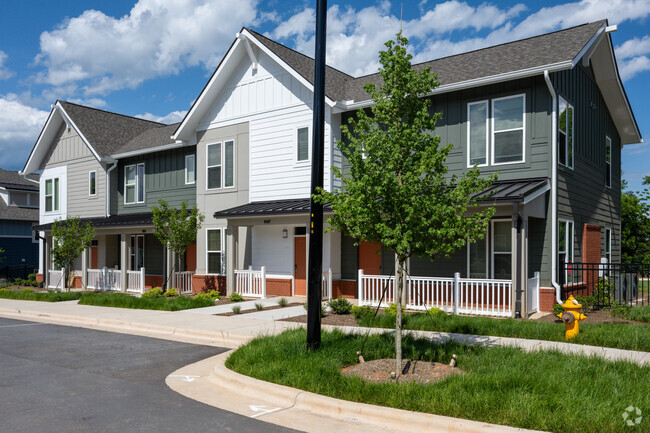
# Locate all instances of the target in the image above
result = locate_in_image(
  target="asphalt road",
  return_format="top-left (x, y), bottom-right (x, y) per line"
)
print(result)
top-left (0, 317), bottom-right (300, 433)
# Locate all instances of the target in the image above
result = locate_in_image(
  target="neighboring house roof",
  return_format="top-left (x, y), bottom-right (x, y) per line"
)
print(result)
top-left (33, 212), bottom-right (153, 231)
top-left (0, 169), bottom-right (39, 192)
top-left (0, 198), bottom-right (38, 221)
top-left (112, 123), bottom-right (181, 157)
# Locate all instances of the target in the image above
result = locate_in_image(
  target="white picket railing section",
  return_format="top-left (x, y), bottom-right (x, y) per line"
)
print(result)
top-left (527, 271), bottom-right (540, 313)
top-left (126, 268), bottom-right (145, 293)
top-left (358, 270), bottom-right (513, 317)
top-left (48, 268), bottom-right (65, 289)
top-left (87, 267), bottom-right (123, 291)
top-left (235, 266), bottom-right (266, 298)
top-left (322, 268), bottom-right (333, 300)
top-left (174, 271), bottom-right (195, 294)
top-left (87, 269), bottom-right (103, 289)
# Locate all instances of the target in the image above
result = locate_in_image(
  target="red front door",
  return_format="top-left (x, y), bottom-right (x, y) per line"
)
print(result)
top-left (358, 241), bottom-right (381, 275)
top-left (91, 247), bottom-right (98, 269)
top-left (294, 236), bottom-right (307, 296)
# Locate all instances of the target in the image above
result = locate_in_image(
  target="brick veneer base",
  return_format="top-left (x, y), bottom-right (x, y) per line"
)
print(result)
top-left (540, 287), bottom-right (557, 312)
top-left (191, 274), bottom-right (226, 295)
top-left (333, 280), bottom-right (357, 299)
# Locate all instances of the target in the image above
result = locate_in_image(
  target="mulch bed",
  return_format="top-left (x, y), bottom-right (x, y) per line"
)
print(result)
top-left (342, 358), bottom-right (465, 384)
top-left (281, 312), bottom-right (360, 326)
top-left (217, 303), bottom-right (302, 316)
top-left (534, 308), bottom-right (646, 325)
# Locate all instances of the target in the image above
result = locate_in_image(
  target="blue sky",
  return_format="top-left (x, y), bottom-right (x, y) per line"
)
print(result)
top-left (0, 0), bottom-right (648, 190)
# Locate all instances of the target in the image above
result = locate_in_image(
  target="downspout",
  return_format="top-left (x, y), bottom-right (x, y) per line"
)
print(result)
top-left (104, 157), bottom-right (118, 217)
top-left (543, 70), bottom-right (562, 304)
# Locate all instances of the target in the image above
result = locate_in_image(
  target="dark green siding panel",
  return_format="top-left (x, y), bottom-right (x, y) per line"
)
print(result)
top-left (144, 234), bottom-right (164, 275)
top-left (117, 146), bottom-right (196, 215)
top-left (340, 235), bottom-right (358, 280)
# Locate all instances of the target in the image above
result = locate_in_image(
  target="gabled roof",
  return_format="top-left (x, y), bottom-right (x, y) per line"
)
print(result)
top-left (0, 198), bottom-right (38, 221)
top-left (0, 169), bottom-right (39, 191)
top-left (112, 122), bottom-right (181, 157)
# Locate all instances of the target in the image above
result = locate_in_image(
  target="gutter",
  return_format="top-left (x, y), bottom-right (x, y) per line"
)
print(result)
top-left (111, 140), bottom-right (188, 159)
top-left (18, 172), bottom-right (40, 185)
top-left (544, 70), bottom-right (562, 305)
top-left (104, 157), bottom-right (118, 217)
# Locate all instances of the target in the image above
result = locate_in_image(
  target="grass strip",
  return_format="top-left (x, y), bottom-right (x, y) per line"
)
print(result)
top-left (617, 305), bottom-right (650, 323)
top-left (77, 292), bottom-right (214, 311)
top-left (227, 329), bottom-right (650, 433)
top-left (356, 311), bottom-right (650, 352)
top-left (0, 288), bottom-right (83, 302)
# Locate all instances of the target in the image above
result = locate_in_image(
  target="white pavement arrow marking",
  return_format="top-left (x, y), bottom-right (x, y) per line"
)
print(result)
top-left (249, 405), bottom-right (282, 418)
top-left (168, 375), bottom-right (201, 382)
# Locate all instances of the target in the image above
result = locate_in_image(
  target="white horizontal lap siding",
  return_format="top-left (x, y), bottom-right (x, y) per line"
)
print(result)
top-left (251, 225), bottom-right (293, 274)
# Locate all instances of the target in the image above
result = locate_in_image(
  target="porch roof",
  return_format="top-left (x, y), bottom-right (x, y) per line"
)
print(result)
top-left (214, 178), bottom-right (549, 219)
top-left (33, 212), bottom-right (153, 231)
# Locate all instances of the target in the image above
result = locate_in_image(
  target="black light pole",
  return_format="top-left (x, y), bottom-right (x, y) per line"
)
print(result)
top-left (307, 0), bottom-right (327, 349)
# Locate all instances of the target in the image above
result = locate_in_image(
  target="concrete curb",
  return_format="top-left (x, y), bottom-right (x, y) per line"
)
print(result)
top-left (208, 351), bottom-right (547, 433)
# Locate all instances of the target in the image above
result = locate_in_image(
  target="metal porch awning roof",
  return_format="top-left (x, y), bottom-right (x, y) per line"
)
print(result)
top-left (214, 178), bottom-right (549, 219)
top-left (33, 212), bottom-right (153, 231)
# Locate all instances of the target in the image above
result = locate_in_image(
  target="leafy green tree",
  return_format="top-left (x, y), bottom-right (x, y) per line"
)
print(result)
top-left (316, 33), bottom-right (496, 377)
top-left (151, 199), bottom-right (205, 288)
top-left (51, 217), bottom-right (95, 291)
top-left (622, 178), bottom-right (650, 263)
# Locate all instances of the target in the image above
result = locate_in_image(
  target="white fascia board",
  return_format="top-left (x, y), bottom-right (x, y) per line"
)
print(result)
top-left (111, 141), bottom-right (190, 159)
top-left (172, 38), bottom-right (245, 142)
top-left (523, 180), bottom-right (551, 205)
top-left (573, 23), bottom-right (607, 68)
top-left (341, 60), bottom-right (573, 111)
top-left (22, 108), bottom-right (57, 174)
top-left (242, 29), bottom-right (336, 108)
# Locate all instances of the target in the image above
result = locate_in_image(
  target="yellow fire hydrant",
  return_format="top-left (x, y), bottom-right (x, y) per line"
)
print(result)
top-left (557, 296), bottom-right (587, 339)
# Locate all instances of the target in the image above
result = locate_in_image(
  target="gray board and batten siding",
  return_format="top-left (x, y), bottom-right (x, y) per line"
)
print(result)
top-left (41, 124), bottom-right (106, 218)
top-left (116, 147), bottom-right (197, 215)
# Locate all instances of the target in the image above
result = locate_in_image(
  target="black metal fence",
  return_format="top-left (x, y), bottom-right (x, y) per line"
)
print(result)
top-left (0, 263), bottom-right (39, 281)
top-left (560, 262), bottom-right (649, 308)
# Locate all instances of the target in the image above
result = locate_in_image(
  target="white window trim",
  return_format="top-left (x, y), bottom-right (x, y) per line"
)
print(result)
top-left (558, 96), bottom-right (574, 170)
top-left (44, 177), bottom-right (60, 214)
top-left (467, 100), bottom-right (489, 168)
top-left (206, 228), bottom-right (225, 275)
top-left (206, 141), bottom-right (236, 190)
top-left (490, 219), bottom-right (513, 279)
top-left (124, 163), bottom-right (145, 205)
top-left (185, 154), bottom-right (196, 185)
top-left (605, 136), bottom-right (612, 189)
top-left (558, 219), bottom-right (575, 283)
top-left (604, 227), bottom-right (612, 262)
top-left (295, 125), bottom-right (311, 165)
top-left (466, 235), bottom-right (489, 278)
top-left (89, 171), bottom-right (97, 196)
top-left (130, 234), bottom-right (145, 271)
top-left (490, 94), bottom-right (526, 166)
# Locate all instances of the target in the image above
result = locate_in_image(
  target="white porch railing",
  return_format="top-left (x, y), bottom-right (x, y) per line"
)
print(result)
top-left (48, 268), bottom-right (65, 289)
top-left (127, 268), bottom-right (146, 294)
top-left (235, 266), bottom-right (266, 298)
top-left (322, 268), bottom-right (333, 300)
top-left (87, 267), bottom-right (123, 291)
top-left (527, 271), bottom-right (540, 313)
top-left (358, 270), bottom-right (513, 317)
top-left (174, 271), bottom-right (195, 294)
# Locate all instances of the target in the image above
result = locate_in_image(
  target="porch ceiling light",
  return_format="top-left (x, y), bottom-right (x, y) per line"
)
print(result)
top-left (282, 229), bottom-right (288, 238)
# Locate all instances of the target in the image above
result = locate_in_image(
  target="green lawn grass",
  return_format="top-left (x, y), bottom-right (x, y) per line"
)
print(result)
top-left (356, 310), bottom-right (650, 352)
top-left (227, 329), bottom-right (650, 433)
top-left (77, 292), bottom-right (214, 311)
top-left (0, 288), bottom-right (83, 302)
top-left (620, 305), bottom-right (650, 323)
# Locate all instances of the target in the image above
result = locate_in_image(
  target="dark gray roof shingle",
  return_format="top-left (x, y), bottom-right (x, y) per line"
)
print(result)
top-left (115, 123), bottom-right (180, 155)
top-left (33, 212), bottom-right (153, 231)
top-left (0, 198), bottom-right (38, 221)
top-left (0, 169), bottom-right (39, 191)
top-left (59, 101), bottom-right (165, 157)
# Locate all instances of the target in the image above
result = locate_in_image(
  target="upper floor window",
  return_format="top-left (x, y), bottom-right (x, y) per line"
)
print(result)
top-left (297, 127), bottom-right (310, 162)
top-left (185, 154), bottom-right (196, 185)
top-left (89, 171), bottom-right (96, 196)
top-left (558, 97), bottom-right (574, 169)
top-left (124, 163), bottom-right (145, 204)
top-left (604, 228), bottom-right (612, 262)
top-left (207, 140), bottom-right (235, 189)
top-left (558, 219), bottom-right (574, 283)
top-left (45, 178), bottom-right (59, 212)
top-left (605, 136), bottom-right (611, 188)
top-left (467, 101), bottom-right (488, 166)
top-left (492, 95), bottom-right (525, 165)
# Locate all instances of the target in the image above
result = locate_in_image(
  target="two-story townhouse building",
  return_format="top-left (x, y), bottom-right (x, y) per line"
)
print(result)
top-left (171, 19), bottom-right (640, 315)
top-left (22, 102), bottom-right (197, 292)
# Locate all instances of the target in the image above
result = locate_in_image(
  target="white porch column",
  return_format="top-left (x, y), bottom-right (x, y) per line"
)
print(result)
top-left (81, 247), bottom-right (88, 289)
top-left (120, 234), bottom-right (128, 292)
top-left (44, 236), bottom-right (51, 288)
top-left (226, 225), bottom-right (238, 295)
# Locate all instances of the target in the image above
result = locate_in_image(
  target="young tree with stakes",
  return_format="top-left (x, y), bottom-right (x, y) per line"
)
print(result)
top-left (151, 199), bottom-right (205, 289)
top-left (316, 33), bottom-right (497, 378)
top-left (51, 217), bottom-right (95, 292)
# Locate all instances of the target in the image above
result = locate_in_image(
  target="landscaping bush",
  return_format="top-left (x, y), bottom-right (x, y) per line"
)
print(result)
top-left (327, 296), bottom-right (352, 315)
top-left (78, 292), bottom-right (214, 311)
top-left (229, 293), bottom-right (244, 302)
top-left (194, 292), bottom-right (213, 303)
top-left (164, 288), bottom-right (178, 297)
top-left (255, 302), bottom-right (264, 311)
top-left (351, 305), bottom-right (375, 323)
top-left (13, 274), bottom-right (39, 288)
top-left (278, 297), bottom-right (288, 307)
top-left (428, 307), bottom-right (447, 316)
top-left (0, 288), bottom-right (83, 302)
top-left (232, 305), bottom-right (241, 314)
top-left (384, 302), bottom-right (405, 316)
top-left (142, 287), bottom-right (163, 299)
top-left (552, 303), bottom-right (564, 316)
top-left (206, 289), bottom-right (221, 301)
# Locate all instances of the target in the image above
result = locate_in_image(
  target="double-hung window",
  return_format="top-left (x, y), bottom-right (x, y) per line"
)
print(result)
top-left (296, 127), bottom-right (310, 162)
top-left (89, 171), bottom-right (96, 196)
top-left (492, 220), bottom-right (512, 279)
top-left (207, 229), bottom-right (224, 274)
top-left (124, 163), bottom-right (145, 204)
top-left (45, 178), bottom-right (59, 212)
top-left (130, 235), bottom-right (144, 270)
top-left (467, 101), bottom-right (488, 166)
top-left (558, 219), bottom-right (574, 283)
top-left (467, 235), bottom-right (488, 278)
top-left (605, 136), bottom-right (612, 188)
top-left (604, 228), bottom-right (612, 263)
top-left (558, 97), bottom-right (574, 168)
top-left (492, 95), bottom-right (525, 164)
top-left (207, 141), bottom-right (235, 189)
top-left (185, 154), bottom-right (196, 185)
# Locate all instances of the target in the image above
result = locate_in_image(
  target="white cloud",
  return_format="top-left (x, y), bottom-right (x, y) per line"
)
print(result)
top-left (0, 96), bottom-right (49, 170)
top-left (619, 56), bottom-right (650, 80)
top-left (616, 35), bottom-right (650, 59)
top-left (0, 51), bottom-right (14, 80)
top-left (135, 110), bottom-right (188, 124)
top-left (34, 0), bottom-right (264, 95)
top-left (66, 98), bottom-right (107, 108)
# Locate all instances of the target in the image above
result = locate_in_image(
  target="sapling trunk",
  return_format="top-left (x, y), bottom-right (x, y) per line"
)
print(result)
top-left (395, 258), bottom-right (404, 378)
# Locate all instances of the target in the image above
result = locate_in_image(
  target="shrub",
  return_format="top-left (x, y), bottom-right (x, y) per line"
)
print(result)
top-left (552, 303), bottom-right (564, 316)
top-left (142, 287), bottom-right (163, 299)
top-left (384, 302), bottom-right (405, 316)
top-left (229, 292), bottom-right (244, 302)
top-left (351, 305), bottom-right (375, 323)
top-left (278, 297), bottom-right (288, 307)
top-left (232, 305), bottom-right (242, 314)
top-left (610, 302), bottom-right (632, 318)
top-left (255, 302), bottom-right (264, 311)
top-left (206, 289), bottom-right (221, 301)
top-left (194, 292), bottom-right (213, 303)
top-left (164, 288), bottom-right (178, 297)
top-left (327, 296), bottom-right (353, 315)
top-left (428, 307), bottom-right (446, 316)
top-left (575, 294), bottom-right (595, 313)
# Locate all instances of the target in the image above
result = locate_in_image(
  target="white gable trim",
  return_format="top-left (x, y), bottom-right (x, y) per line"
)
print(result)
top-left (21, 102), bottom-right (102, 174)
